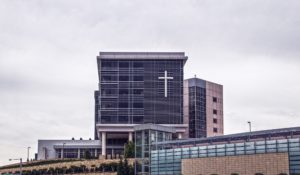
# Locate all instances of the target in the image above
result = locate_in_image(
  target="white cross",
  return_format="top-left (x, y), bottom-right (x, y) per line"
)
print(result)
top-left (158, 70), bottom-right (173, 97)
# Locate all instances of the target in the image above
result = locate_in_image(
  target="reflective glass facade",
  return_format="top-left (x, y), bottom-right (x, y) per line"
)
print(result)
top-left (95, 53), bottom-right (186, 130)
top-left (150, 138), bottom-right (300, 175)
top-left (135, 127), bottom-right (173, 174)
top-left (188, 86), bottom-right (207, 138)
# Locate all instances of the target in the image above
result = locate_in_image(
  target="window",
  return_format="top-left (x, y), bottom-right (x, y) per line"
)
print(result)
top-left (213, 109), bottom-right (218, 115)
top-left (133, 62), bottom-right (143, 68)
top-left (101, 61), bottom-right (117, 69)
top-left (133, 116), bottom-right (144, 123)
top-left (119, 89), bottom-right (129, 95)
top-left (101, 76), bottom-right (117, 82)
top-left (133, 89), bottom-right (143, 95)
top-left (101, 102), bottom-right (117, 108)
top-left (119, 102), bottom-right (128, 108)
top-left (213, 97), bottom-right (217, 102)
top-left (119, 62), bottom-right (129, 68)
top-left (101, 116), bottom-right (118, 123)
top-left (213, 128), bottom-right (218, 133)
top-left (119, 76), bottom-right (129, 81)
top-left (133, 102), bottom-right (143, 108)
top-left (118, 116), bottom-right (128, 123)
top-left (213, 118), bottom-right (218, 124)
top-left (133, 76), bottom-right (143, 81)
top-left (101, 89), bottom-right (117, 96)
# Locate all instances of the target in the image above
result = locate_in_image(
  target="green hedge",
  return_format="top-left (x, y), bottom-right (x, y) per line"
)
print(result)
top-left (1, 158), bottom-right (134, 175)
top-left (0, 159), bottom-right (80, 170)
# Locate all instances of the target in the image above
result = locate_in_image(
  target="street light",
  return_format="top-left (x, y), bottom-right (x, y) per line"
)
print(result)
top-left (27, 147), bottom-right (31, 162)
top-left (9, 158), bottom-right (22, 175)
top-left (247, 121), bottom-right (252, 132)
top-left (62, 143), bottom-right (66, 159)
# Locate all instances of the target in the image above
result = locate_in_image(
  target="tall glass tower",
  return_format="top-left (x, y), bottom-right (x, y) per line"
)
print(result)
top-left (94, 52), bottom-right (188, 157)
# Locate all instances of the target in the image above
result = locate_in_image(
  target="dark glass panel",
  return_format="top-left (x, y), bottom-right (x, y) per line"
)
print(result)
top-left (119, 76), bottom-right (129, 81)
top-left (133, 89), bottom-right (143, 95)
top-left (133, 116), bottom-right (144, 123)
top-left (101, 116), bottom-right (118, 123)
top-left (133, 102), bottom-right (144, 108)
top-left (133, 62), bottom-right (143, 68)
top-left (101, 61), bottom-right (117, 69)
top-left (101, 101), bottom-right (117, 108)
top-left (133, 76), bottom-right (144, 81)
top-left (119, 116), bottom-right (129, 123)
top-left (119, 62), bottom-right (129, 68)
top-left (119, 89), bottom-right (129, 95)
top-left (119, 102), bottom-right (129, 108)
top-left (101, 75), bottom-right (117, 82)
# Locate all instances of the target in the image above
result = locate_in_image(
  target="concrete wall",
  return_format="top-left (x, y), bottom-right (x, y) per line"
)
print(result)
top-left (183, 80), bottom-right (190, 138)
top-left (182, 152), bottom-right (289, 175)
top-left (206, 81), bottom-right (224, 137)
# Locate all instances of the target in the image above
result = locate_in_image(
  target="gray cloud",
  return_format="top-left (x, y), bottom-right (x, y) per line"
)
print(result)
top-left (1, 0), bottom-right (300, 166)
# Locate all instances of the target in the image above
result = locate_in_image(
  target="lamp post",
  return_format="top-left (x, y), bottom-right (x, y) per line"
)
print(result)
top-left (247, 121), bottom-right (252, 132)
top-left (27, 147), bottom-right (31, 162)
top-left (9, 158), bottom-right (22, 175)
top-left (62, 143), bottom-right (66, 159)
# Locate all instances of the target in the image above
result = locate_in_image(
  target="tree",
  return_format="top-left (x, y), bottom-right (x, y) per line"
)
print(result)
top-left (123, 158), bottom-right (130, 175)
top-left (129, 164), bottom-right (134, 175)
top-left (117, 158), bottom-right (124, 175)
top-left (84, 150), bottom-right (92, 159)
top-left (124, 141), bottom-right (135, 158)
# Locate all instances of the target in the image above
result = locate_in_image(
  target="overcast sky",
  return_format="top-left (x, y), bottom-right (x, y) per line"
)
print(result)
top-left (0, 0), bottom-right (300, 166)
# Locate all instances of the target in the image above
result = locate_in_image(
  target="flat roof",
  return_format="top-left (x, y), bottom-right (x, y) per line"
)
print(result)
top-left (156, 126), bottom-right (300, 146)
top-left (184, 77), bottom-right (223, 87)
top-left (98, 52), bottom-right (188, 64)
top-left (134, 124), bottom-right (176, 133)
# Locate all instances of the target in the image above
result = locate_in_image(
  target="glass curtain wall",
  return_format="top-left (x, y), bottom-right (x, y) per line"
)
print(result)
top-left (151, 138), bottom-right (300, 175)
top-left (97, 59), bottom-right (184, 125)
top-left (188, 86), bottom-right (206, 138)
top-left (135, 129), bottom-right (172, 175)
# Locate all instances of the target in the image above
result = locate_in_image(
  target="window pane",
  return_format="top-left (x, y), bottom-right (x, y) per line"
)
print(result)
top-left (119, 89), bottom-right (129, 95)
top-left (119, 102), bottom-right (128, 108)
top-left (119, 76), bottom-right (129, 81)
top-left (118, 116), bottom-right (128, 123)
top-left (133, 116), bottom-right (144, 123)
top-left (133, 89), bottom-right (143, 95)
top-left (133, 62), bottom-right (143, 68)
top-left (133, 103), bottom-right (144, 108)
top-left (119, 62), bottom-right (129, 68)
top-left (134, 76), bottom-right (144, 81)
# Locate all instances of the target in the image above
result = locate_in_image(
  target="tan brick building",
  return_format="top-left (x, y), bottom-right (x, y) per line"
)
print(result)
top-left (182, 153), bottom-right (289, 175)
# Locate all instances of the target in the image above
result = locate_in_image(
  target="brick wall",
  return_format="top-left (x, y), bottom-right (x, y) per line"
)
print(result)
top-left (182, 153), bottom-right (289, 175)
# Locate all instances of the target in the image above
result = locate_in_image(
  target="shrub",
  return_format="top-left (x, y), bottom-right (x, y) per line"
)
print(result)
top-left (124, 141), bottom-right (135, 158)
top-left (84, 150), bottom-right (92, 159)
